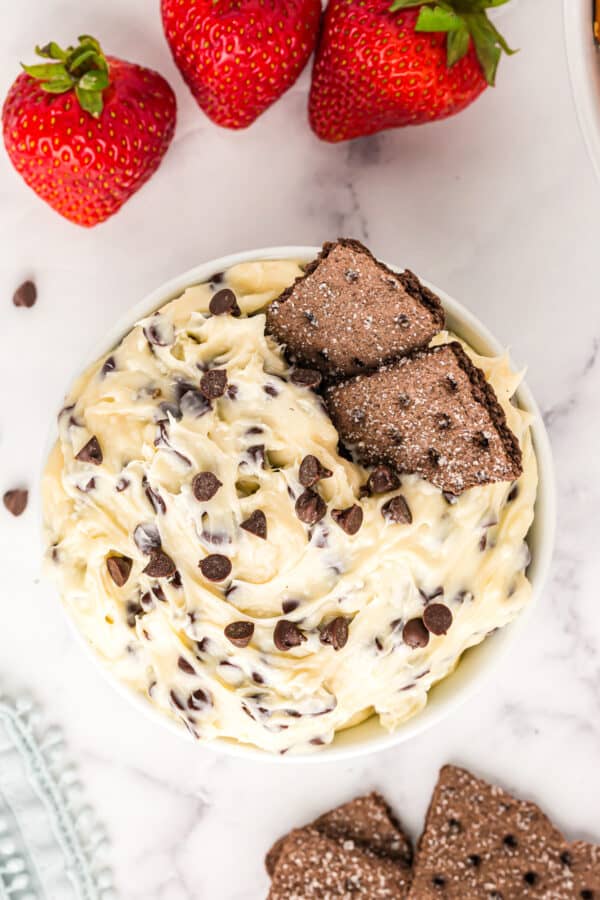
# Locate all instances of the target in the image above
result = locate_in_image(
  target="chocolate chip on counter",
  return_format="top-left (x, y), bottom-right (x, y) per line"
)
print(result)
top-left (240, 509), bottom-right (267, 539)
top-left (13, 280), bottom-right (37, 308)
top-left (209, 288), bottom-right (241, 316)
top-left (299, 455), bottom-right (332, 488)
top-left (106, 555), bottom-right (132, 587)
top-left (200, 369), bottom-right (228, 400)
top-left (282, 599), bottom-right (300, 614)
top-left (423, 603), bottom-right (453, 636)
top-left (290, 367), bottom-right (323, 389)
top-left (331, 504), bottom-right (363, 535)
top-left (295, 489), bottom-right (326, 525)
top-left (133, 522), bottom-right (161, 554)
top-left (319, 616), bottom-right (349, 651)
top-left (274, 619), bottom-right (307, 651)
top-left (75, 436), bottom-right (103, 465)
top-left (178, 656), bottom-right (195, 675)
top-left (199, 554), bottom-right (232, 582)
top-left (3, 489), bottom-right (28, 517)
top-left (367, 465), bottom-right (400, 494)
top-left (143, 549), bottom-right (176, 578)
top-left (192, 471), bottom-right (222, 501)
top-left (143, 477), bottom-right (166, 515)
top-left (188, 688), bottom-right (211, 710)
top-left (224, 621), bottom-right (254, 648)
top-left (381, 495), bottom-right (412, 524)
top-left (402, 618), bottom-right (430, 649)
top-left (101, 355), bottom-right (116, 376)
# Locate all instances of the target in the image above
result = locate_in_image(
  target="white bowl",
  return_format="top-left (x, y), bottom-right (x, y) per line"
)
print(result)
top-left (43, 247), bottom-right (556, 762)
top-left (564, 0), bottom-right (600, 181)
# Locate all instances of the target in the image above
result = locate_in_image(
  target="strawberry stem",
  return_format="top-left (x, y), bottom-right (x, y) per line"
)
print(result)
top-left (22, 35), bottom-right (110, 117)
top-left (388, 0), bottom-right (516, 85)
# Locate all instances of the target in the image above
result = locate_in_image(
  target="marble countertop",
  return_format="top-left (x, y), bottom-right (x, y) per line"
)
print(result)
top-left (1, 0), bottom-right (599, 897)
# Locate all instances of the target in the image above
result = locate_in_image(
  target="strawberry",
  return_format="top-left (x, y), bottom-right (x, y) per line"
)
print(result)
top-left (2, 36), bottom-right (177, 227)
top-left (161, 0), bottom-right (322, 129)
top-left (309, 0), bottom-right (515, 142)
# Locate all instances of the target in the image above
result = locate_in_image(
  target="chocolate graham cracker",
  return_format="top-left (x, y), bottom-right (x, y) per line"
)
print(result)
top-left (266, 239), bottom-right (445, 378)
top-left (267, 828), bottom-right (410, 899)
top-left (266, 792), bottom-right (413, 878)
top-left (407, 765), bottom-right (582, 899)
top-left (326, 342), bottom-right (522, 494)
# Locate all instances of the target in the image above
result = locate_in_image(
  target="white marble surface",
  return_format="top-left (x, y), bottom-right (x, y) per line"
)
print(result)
top-left (1, 0), bottom-right (600, 897)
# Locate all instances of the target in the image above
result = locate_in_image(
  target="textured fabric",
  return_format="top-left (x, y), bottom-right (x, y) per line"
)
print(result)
top-left (0, 692), bottom-right (115, 899)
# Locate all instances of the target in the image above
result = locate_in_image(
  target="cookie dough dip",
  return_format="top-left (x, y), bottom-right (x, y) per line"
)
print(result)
top-left (42, 243), bottom-right (538, 754)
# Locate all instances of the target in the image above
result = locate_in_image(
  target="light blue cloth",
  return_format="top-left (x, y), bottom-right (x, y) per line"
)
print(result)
top-left (0, 694), bottom-right (115, 900)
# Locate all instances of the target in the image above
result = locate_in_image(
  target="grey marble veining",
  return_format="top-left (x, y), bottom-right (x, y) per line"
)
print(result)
top-left (1, 0), bottom-right (600, 897)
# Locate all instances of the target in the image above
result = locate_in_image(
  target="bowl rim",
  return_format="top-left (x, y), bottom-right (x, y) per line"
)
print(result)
top-left (40, 245), bottom-right (557, 763)
top-left (564, 0), bottom-right (600, 183)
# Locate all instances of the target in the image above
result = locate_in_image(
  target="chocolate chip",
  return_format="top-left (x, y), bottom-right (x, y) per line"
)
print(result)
top-left (402, 618), bottom-right (430, 648)
top-left (178, 656), bottom-right (195, 675)
top-left (264, 383), bottom-right (279, 397)
top-left (179, 389), bottom-right (211, 418)
top-left (188, 688), bottom-right (211, 710)
top-left (381, 495), bottom-right (412, 524)
top-left (331, 504), bottom-right (363, 535)
top-left (367, 465), bottom-right (399, 494)
top-left (13, 280), bottom-right (37, 308)
top-left (319, 616), bottom-right (349, 650)
top-left (143, 477), bottom-right (166, 514)
top-left (240, 509), bottom-right (267, 539)
top-left (246, 444), bottom-right (265, 468)
top-left (144, 317), bottom-right (174, 347)
top-left (282, 599), bottom-right (300, 614)
top-left (143, 549), bottom-right (176, 578)
top-left (290, 368), bottom-right (322, 389)
top-left (77, 477), bottom-right (96, 494)
top-left (200, 369), bottom-right (228, 399)
top-left (106, 555), bottom-right (132, 587)
top-left (140, 591), bottom-right (155, 611)
top-left (3, 489), bottom-right (28, 517)
top-left (299, 455), bottom-right (332, 488)
top-left (209, 288), bottom-right (241, 316)
top-left (126, 600), bottom-right (143, 627)
top-left (211, 271), bottom-right (224, 284)
top-left (274, 619), bottom-right (307, 651)
top-left (423, 603), bottom-right (453, 636)
top-left (199, 554), bottom-right (232, 582)
top-left (101, 355), bottom-right (116, 376)
top-left (75, 436), bottom-right (103, 465)
top-left (192, 472), bottom-right (222, 501)
top-left (224, 621), bottom-right (254, 648)
top-left (170, 690), bottom-right (185, 710)
top-left (295, 489), bottom-right (326, 525)
top-left (133, 522), bottom-right (161, 554)
top-left (116, 477), bottom-right (130, 492)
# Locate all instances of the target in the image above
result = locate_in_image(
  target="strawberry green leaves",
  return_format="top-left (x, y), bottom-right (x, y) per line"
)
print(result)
top-left (388, 0), bottom-right (516, 85)
top-left (21, 35), bottom-right (111, 117)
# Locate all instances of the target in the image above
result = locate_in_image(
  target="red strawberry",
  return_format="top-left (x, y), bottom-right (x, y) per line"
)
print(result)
top-left (309, 0), bottom-right (515, 142)
top-left (161, 0), bottom-right (322, 129)
top-left (2, 36), bottom-right (177, 227)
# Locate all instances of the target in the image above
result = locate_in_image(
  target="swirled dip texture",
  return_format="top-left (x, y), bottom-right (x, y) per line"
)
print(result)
top-left (42, 259), bottom-right (537, 754)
